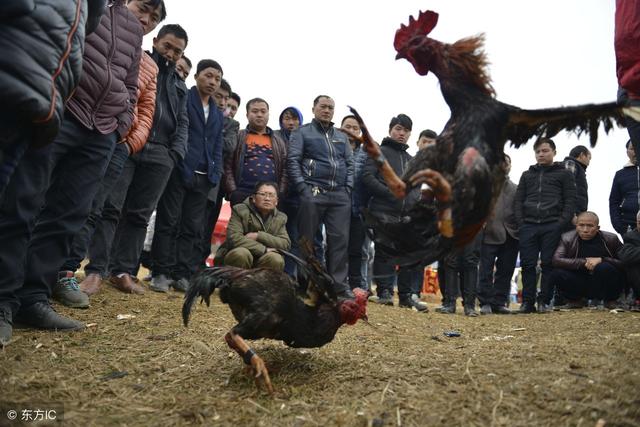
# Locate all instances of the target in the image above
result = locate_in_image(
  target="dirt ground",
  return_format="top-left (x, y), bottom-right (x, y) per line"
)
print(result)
top-left (1, 279), bottom-right (639, 427)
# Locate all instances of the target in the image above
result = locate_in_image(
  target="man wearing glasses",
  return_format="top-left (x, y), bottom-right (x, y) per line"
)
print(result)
top-left (215, 182), bottom-right (291, 270)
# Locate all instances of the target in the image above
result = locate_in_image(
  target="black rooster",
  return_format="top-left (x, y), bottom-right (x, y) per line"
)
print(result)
top-left (182, 243), bottom-right (368, 394)
top-left (348, 9), bottom-right (627, 267)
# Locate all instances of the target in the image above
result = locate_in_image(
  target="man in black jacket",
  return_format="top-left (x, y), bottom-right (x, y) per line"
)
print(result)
top-left (362, 114), bottom-right (426, 311)
top-left (514, 138), bottom-right (576, 313)
top-left (563, 145), bottom-right (591, 224)
top-left (550, 211), bottom-right (624, 308)
top-left (92, 24), bottom-right (189, 294)
top-left (609, 140), bottom-right (640, 235)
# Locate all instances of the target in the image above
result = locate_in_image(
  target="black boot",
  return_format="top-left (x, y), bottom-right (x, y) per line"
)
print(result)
top-left (462, 267), bottom-right (478, 317)
top-left (436, 268), bottom-right (459, 314)
top-left (14, 302), bottom-right (85, 331)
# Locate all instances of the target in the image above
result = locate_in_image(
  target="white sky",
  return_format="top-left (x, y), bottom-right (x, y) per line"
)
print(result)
top-left (146, 0), bottom-right (628, 233)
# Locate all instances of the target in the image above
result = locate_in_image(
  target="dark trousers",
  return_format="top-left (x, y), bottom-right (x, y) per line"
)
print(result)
top-left (373, 251), bottom-right (420, 298)
top-left (551, 263), bottom-right (625, 302)
top-left (626, 266), bottom-right (640, 299)
top-left (282, 199), bottom-right (300, 277)
top-left (0, 124), bottom-right (30, 198)
top-left (298, 188), bottom-right (351, 291)
top-left (519, 222), bottom-right (562, 305)
top-left (61, 142), bottom-right (129, 272)
top-left (444, 235), bottom-right (481, 307)
top-left (348, 213), bottom-right (368, 290)
top-left (104, 143), bottom-right (174, 276)
top-left (0, 116), bottom-right (115, 315)
top-left (152, 170), bottom-right (211, 279)
top-left (478, 234), bottom-right (519, 307)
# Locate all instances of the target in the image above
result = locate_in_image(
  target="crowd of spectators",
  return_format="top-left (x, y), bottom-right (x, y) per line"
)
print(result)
top-left (0, 0), bottom-right (639, 350)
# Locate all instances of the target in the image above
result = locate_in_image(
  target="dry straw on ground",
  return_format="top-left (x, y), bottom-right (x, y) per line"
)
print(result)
top-left (1, 285), bottom-right (639, 426)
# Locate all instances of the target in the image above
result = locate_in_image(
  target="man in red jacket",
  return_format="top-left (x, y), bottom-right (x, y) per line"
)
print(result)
top-left (550, 211), bottom-right (625, 309)
top-left (0, 0), bottom-right (143, 346)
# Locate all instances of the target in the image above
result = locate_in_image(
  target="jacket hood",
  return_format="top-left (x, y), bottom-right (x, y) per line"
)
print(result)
top-left (381, 137), bottom-right (409, 151)
top-left (278, 106), bottom-right (303, 128)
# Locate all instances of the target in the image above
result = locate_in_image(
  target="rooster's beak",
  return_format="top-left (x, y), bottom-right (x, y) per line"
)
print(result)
top-left (395, 52), bottom-right (406, 60)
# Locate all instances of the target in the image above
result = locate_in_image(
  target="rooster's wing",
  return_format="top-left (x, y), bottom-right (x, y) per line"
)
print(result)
top-left (504, 101), bottom-right (625, 148)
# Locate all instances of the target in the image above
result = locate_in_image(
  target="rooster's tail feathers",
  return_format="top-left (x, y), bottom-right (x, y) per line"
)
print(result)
top-left (182, 267), bottom-right (240, 327)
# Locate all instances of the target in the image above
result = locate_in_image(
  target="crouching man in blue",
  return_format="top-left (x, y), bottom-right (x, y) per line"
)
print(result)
top-left (550, 211), bottom-right (625, 308)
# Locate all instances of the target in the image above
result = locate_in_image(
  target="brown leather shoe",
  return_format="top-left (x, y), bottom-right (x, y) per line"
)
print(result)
top-left (108, 274), bottom-right (145, 295)
top-left (80, 273), bottom-right (103, 296)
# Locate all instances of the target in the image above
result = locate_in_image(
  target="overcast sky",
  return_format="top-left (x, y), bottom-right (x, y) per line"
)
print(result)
top-left (146, 0), bottom-right (628, 233)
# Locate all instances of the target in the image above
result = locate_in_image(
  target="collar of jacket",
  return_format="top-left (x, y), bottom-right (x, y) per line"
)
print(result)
top-left (531, 161), bottom-right (562, 172)
top-left (244, 197), bottom-right (278, 219)
top-left (381, 137), bottom-right (409, 151)
top-left (149, 48), bottom-right (176, 73)
top-left (311, 118), bottom-right (334, 133)
top-left (188, 86), bottom-right (216, 122)
top-left (245, 125), bottom-right (273, 136)
top-left (623, 161), bottom-right (638, 168)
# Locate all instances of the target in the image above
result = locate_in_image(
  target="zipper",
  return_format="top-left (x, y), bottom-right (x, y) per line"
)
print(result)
top-left (400, 151), bottom-right (407, 211)
top-left (307, 159), bottom-right (315, 177)
top-left (92, 4), bottom-right (117, 126)
top-left (325, 130), bottom-right (337, 189)
top-left (151, 70), bottom-right (165, 141)
top-left (536, 168), bottom-right (543, 223)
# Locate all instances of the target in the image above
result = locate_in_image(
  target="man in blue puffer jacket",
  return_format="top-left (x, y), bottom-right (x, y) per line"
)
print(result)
top-left (610, 140), bottom-right (640, 236)
top-left (287, 95), bottom-right (354, 298)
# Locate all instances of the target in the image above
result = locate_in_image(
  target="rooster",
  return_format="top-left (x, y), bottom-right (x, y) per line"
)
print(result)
top-left (347, 9), bottom-right (627, 267)
top-left (182, 243), bottom-right (368, 394)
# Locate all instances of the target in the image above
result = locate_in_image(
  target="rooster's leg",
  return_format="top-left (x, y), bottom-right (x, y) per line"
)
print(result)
top-left (224, 331), bottom-right (273, 394)
top-left (409, 169), bottom-right (454, 238)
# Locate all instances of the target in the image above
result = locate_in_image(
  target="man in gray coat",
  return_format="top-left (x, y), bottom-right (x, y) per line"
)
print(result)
top-left (478, 155), bottom-right (519, 314)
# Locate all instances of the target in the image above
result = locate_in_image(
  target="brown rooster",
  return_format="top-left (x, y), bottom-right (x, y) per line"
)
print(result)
top-left (347, 9), bottom-right (627, 267)
top-left (182, 243), bottom-right (368, 394)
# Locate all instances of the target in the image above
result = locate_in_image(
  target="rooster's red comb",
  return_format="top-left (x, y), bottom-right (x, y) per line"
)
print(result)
top-left (394, 10), bottom-right (439, 52)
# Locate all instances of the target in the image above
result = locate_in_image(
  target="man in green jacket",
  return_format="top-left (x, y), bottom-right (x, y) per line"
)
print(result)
top-left (216, 181), bottom-right (290, 270)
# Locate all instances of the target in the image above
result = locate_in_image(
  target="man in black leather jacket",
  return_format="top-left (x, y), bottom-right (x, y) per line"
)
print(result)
top-left (550, 211), bottom-right (624, 308)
